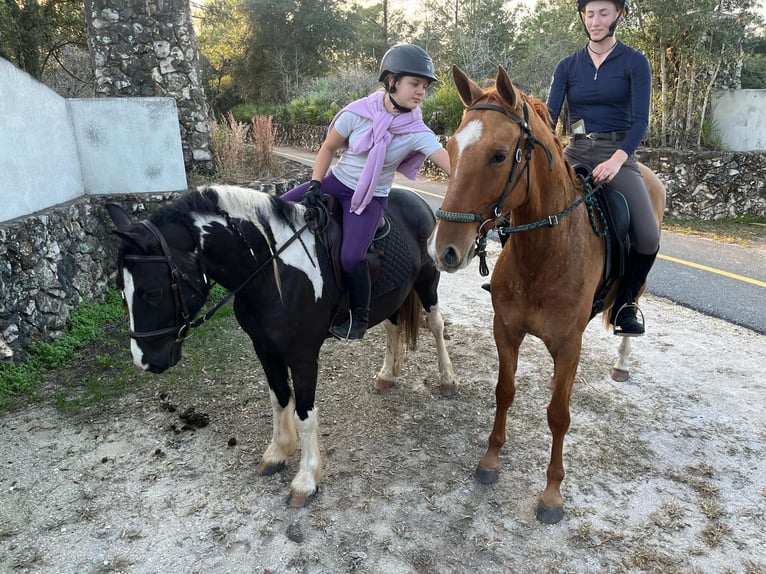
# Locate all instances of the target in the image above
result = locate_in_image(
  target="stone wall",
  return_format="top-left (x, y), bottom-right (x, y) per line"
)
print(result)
top-left (83, 0), bottom-right (214, 171)
top-left (0, 169), bottom-right (310, 362)
top-left (273, 123), bottom-right (766, 219)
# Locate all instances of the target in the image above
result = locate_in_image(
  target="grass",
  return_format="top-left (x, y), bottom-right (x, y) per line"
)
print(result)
top-left (0, 285), bottom-right (232, 413)
top-left (663, 215), bottom-right (766, 246)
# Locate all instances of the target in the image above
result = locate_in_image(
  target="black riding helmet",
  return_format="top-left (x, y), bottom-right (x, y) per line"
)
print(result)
top-left (378, 44), bottom-right (437, 112)
top-left (378, 44), bottom-right (438, 85)
top-left (578, 0), bottom-right (629, 39)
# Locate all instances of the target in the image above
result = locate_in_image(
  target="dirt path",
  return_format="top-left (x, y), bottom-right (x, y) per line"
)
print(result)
top-left (1, 242), bottom-right (765, 573)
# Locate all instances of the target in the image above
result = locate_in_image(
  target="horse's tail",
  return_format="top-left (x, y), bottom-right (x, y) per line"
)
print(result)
top-left (397, 289), bottom-right (422, 350)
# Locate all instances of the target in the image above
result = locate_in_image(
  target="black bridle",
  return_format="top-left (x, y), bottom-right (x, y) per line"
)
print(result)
top-left (436, 102), bottom-right (554, 227)
top-left (434, 101), bottom-right (605, 276)
top-left (123, 218), bottom-right (309, 342)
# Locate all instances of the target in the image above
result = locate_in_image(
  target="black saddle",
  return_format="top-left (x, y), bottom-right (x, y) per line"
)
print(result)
top-left (303, 192), bottom-right (412, 299)
top-left (571, 164), bottom-right (632, 318)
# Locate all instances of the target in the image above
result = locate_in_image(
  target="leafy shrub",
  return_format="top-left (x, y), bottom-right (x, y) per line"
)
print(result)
top-left (421, 75), bottom-right (465, 135)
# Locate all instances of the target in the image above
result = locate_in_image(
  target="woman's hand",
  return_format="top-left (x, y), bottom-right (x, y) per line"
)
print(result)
top-left (592, 149), bottom-right (628, 184)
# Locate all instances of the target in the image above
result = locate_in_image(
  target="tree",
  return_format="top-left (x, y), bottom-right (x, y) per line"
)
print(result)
top-left (240, 0), bottom-right (352, 102)
top-left (0, 0), bottom-right (87, 82)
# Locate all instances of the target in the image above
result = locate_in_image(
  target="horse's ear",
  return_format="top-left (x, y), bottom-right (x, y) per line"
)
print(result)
top-left (105, 203), bottom-right (154, 251)
top-left (452, 65), bottom-right (484, 106)
top-left (105, 202), bottom-right (133, 231)
top-left (495, 66), bottom-right (518, 108)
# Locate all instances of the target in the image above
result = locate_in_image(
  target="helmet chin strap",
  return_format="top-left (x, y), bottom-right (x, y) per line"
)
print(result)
top-left (387, 78), bottom-right (412, 112)
top-left (580, 12), bottom-right (623, 40)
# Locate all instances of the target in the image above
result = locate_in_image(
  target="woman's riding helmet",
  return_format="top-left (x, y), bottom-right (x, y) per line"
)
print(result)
top-left (377, 44), bottom-right (438, 85)
top-left (577, 0), bottom-right (629, 38)
top-left (577, 0), bottom-right (629, 14)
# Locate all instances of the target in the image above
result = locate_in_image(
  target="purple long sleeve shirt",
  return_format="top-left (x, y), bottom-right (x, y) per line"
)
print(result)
top-left (546, 41), bottom-right (651, 156)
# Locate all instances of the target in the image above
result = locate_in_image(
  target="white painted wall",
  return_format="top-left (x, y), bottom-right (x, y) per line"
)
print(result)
top-left (711, 89), bottom-right (766, 152)
top-left (0, 58), bottom-right (83, 222)
top-left (0, 58), bottom-right (187, 223)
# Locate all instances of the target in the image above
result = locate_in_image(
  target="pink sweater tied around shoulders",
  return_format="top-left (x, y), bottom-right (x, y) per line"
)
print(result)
top-left (329, 91), bottom-right (431, 214)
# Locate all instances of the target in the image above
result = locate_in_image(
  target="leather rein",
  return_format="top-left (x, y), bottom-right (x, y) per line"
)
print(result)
top-left (123, 218), bottom-right (309, 342)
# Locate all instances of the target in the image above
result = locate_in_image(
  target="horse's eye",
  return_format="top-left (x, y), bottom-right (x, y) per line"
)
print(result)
top-left (491, 151), bottom-right (507, 165)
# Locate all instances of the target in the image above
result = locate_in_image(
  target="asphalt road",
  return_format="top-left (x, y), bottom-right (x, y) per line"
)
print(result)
top-left (276, 147), bottom-right (766, 334)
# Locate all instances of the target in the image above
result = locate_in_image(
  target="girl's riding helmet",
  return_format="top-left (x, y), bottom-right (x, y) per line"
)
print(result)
top-left (377, 44), bottom-right (438, 85)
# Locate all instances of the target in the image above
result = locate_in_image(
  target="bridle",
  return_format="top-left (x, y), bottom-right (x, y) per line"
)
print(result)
top-left (122, 217), bottom-right (309, 342)
top-left (436, 101), bottom-right (554, 228)
top-left (434, 101), bottom-right (603, 276)
top-left (122, 220), bottom-right (207, 342)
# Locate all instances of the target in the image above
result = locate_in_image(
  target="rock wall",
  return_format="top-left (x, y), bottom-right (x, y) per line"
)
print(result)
top-left (273, 123), bottom-right (766, 219)
top-left (83, 0), bottom-right (214, 171)
top-left (0, 169), bottom-right (311, 362)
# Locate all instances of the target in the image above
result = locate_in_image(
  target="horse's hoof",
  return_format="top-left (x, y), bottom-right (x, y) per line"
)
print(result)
top-left (475, 464), bottom-right (499, 485)
top-left (610, 368), bottom-right (630, 382)
top-left (374, 377), bottom-right (395, 392)
top-left (256, 460), bottom-right (286, 476)
top-left (440, 383), bottom-right (458, 397)
top-left (536, 501), bottom-right (564, 524)
top-left (287, 487), bottom-right (318, 508)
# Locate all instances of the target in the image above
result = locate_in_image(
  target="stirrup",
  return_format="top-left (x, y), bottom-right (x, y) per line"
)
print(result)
top-left (330, 311), bottom-right (366, 341)
top-left (612, 303), bottom-right (645, 337)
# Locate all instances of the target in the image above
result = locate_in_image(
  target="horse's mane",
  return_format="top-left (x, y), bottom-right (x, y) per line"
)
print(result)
top-left (481, 86), bottom-right (564, 158)
top-left (149, 186), bottom-right (298, 231)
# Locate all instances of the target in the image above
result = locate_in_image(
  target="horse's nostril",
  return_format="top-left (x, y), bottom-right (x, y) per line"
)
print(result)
top-left (443, 247), bottom-right (459, 267)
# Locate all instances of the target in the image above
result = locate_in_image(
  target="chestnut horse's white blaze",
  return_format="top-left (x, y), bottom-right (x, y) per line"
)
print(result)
top-left (453, 119), bottom-right (484, 168)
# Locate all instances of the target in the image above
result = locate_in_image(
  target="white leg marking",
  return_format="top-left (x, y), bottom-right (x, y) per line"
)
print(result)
top-left (613, 336), bottom-right (632, 373)
top-left (425, 304), bottom-right (458, 390)
top-left (261, 390), bottom-right (296, 465)
top-left (290, 408), bottom-right (322, 496)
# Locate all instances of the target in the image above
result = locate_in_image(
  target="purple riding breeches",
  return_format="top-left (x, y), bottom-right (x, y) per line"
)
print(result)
top-left (281, 171), bottom-right (388, 274)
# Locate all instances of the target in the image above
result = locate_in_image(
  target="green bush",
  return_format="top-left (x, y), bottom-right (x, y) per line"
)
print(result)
top-left (421, 76), bottom-right (465, 135)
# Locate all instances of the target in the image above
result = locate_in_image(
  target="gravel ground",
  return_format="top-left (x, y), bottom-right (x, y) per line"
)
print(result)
top-left (1, 241), bottom-right (765, 574)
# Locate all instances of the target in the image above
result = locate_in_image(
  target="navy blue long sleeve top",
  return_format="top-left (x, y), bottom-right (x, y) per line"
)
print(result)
top-left (547, 41), bottom-right (651, 157)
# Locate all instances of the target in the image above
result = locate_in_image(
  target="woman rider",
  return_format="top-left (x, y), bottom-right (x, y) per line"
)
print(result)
top-left (547, 0), bottom-right (660, 336)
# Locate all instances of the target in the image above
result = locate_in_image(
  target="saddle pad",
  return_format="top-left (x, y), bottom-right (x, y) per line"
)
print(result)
top-left (370, 219), bottom-right (412, 298)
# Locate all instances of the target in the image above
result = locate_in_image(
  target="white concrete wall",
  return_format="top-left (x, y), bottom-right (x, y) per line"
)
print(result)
top-left (67, 98), bottom-right (186, 195)
top-left (711, 89), bottom-right (766, 151)
top-left (0, 58), bottom-right (187, 223)
top-left (0, 58), bottom-right (83, 223)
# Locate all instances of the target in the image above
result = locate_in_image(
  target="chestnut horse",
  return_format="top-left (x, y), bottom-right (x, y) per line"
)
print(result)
top-left (428, 66), bottom-right (665, 523)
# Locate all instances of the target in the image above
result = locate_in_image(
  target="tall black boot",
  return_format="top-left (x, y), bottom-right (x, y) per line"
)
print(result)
top-left (330, 261), bottom-right (371, 340)
top-left (612, 250), bottom-right (658, 336)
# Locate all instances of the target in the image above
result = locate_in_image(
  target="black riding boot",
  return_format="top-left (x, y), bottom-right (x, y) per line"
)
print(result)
top-left (330, 261), bottom-right (371, 340)
top-left (612, 250), bottom-right (658, 336)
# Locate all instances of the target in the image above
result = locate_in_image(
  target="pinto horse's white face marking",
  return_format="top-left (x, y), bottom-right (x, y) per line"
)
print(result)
top-left (122, 268), bottom-right (149, 370)
top-left (452, 118), bottom-right (484, 178)
top-left (202, 185), bottom-right (324, 300)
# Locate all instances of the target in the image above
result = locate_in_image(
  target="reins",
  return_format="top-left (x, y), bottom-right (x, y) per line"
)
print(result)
top-left (124, 217), bottom-right (310, 341)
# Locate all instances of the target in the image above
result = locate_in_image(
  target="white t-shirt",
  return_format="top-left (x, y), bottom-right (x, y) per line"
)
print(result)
top-left (330, 111), bottom-right (442, 197)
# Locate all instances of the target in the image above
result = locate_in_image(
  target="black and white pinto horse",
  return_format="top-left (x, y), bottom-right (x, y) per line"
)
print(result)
top-left (106, 184), bottom-right (457, 507)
